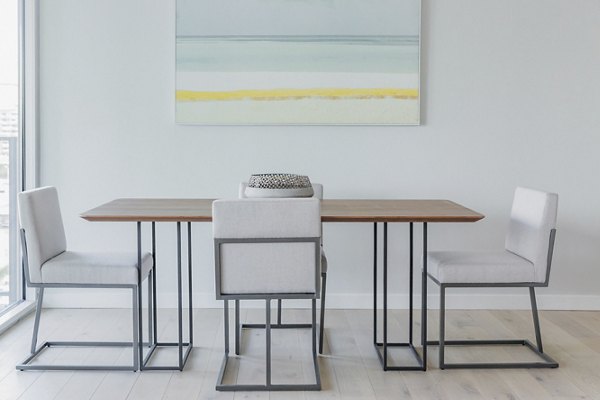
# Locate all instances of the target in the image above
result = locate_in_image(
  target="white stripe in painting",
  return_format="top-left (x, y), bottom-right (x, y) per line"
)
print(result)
top-left (177, 72), bottom-right (418, 92)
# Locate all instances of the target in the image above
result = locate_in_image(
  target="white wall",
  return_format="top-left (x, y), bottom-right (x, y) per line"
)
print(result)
top-left (39, 0), bottom-right (600, 310)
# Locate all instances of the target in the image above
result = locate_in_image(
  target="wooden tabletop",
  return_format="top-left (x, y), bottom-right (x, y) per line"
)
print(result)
top-left (321, 200), bottom-right (483, 222)
top-left (81, 198), bottom-right (484, 223)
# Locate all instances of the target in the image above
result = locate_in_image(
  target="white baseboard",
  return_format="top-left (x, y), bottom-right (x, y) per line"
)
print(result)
top-left (42, 291), bottom-right (600, 311)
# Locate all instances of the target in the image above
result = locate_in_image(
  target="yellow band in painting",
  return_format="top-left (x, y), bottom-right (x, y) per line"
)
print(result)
top-left (176, 88), bottom-right (419, 101)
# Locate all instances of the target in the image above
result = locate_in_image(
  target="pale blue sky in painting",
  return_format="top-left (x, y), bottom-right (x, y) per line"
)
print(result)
top-left (176, 0), bottom-right (420, 37)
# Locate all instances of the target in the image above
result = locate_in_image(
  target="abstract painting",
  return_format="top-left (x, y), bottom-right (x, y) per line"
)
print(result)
top-left (176, 0), bottom-right (420, 125)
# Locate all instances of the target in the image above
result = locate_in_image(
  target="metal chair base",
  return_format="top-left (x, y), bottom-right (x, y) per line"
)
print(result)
top-left (17, 341), bottom-right (139, 371)
top-left (427, 339), bottom-right (559, 369)
top-left (236, 271), bottom-right (328, 355)
top-left (216, 299), bottom-right (321, 392)
top-left (429, 277), bottom-right (560, 370)
top-left (216, 352), bottom-right (321, 392)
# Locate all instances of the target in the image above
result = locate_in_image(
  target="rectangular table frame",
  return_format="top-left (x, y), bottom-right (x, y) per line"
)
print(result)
top-left (373, 222), bottom-right (428, 371)
top-left (137, 221), bottom-right (194, 371)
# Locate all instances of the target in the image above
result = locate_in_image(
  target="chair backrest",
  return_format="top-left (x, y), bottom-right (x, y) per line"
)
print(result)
top-left (18, 186), bottom-right (67, 284)
top-left (505, 187), bottom-right (558, 284)
top-left (213, 198), bottom-right (321, 296)
top-left (239, 182), bottom-right (323, 200)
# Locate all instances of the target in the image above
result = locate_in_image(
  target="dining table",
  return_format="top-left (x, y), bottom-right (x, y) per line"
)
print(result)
top-left (81, 198), bottom-right (484, 371)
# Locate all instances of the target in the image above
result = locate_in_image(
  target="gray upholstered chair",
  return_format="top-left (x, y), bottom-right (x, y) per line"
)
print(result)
top-left (213, 198), bottom-right (322, 391)
top-left (17, 187), bottom-right (153, 371)
top-left (239, 182), bottom-right (328, 354)
top-left (427, 187), bottom-right (559, 369)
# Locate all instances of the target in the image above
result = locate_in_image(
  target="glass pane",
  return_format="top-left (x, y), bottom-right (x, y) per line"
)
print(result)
top-left (0, 0), bottom-right (20, 312)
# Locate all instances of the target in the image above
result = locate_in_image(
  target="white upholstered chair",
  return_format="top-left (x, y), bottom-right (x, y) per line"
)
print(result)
top-left (427, 187), bottom-right (559, 369)
top-left (213, 198), bottom-right (322, 391)
top-left (17, 187), bottom-right (153, 371)
top-left (239, 182), bottom-right (328, 353)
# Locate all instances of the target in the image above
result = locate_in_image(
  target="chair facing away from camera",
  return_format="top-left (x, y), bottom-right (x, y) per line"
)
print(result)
top-left (239, 181), bottom-right (328, 353)
top-left (213, 198), bottom-right (323, 390)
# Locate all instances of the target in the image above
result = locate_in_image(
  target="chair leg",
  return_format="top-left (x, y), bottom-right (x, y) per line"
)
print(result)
top-left (18, 285), bottom-right (143, 372)
top-left (235, 300), bottom-right (240, 355)
top-left (439, 285), bottom-right (446, 369)
top-left (319, 272), bottom-right (327, 354)
top-left (427, 284), bottom-right (558, 369)
top-left (216, 297), bottom-right (321, 391)
top-left (224, 300), bottom-right (230, 354)
top-left (529, 287), bottom-right (544, 353)
top-left (277, 299), bottom-right (282, 325)
top-left (266, 299), bottom-right (272, 387)
top-left (147, 273), bottom-right (153, 346)
top-left (30, 287), bottom-right (44, 354)
top-left (132, 287), bottom-right (139, 371)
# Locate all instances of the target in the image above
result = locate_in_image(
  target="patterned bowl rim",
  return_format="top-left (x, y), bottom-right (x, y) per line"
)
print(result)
top-left (248, 173), bottom-right (312, 189)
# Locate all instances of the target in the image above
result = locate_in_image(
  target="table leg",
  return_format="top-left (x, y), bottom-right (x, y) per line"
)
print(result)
top-left (137, 222), bottom-right (144, 368)
top-left (141, 221), bottom-right (193, 371)
top-left (373, 223), bottom-right (377, 345)
top-left (409, 222), bottom-right (413, 345)
top-left (373, 222), bottom-right (426, 371)
top-left (152, 222), bottom-right (157, 345)
top-left (383, 222), bottom-right (388, 369)
top-left (188, 222), bottom-right (194, 348)
top-left (177, 222), bottom-right (183, 369)
top-left (421, 222), bottom-right (428, 371)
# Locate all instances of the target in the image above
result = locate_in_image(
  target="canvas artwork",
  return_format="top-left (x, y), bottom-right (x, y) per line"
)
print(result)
top-left (176, 0), bottom-right (420, 125)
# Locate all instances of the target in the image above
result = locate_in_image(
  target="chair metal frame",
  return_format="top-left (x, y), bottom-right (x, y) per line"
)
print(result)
top-left (214, 237), bottom-right (322, 391)
top-left (237, 183), bottom-right (328, 354)
top-left (238, 272), bottom-right (327, 354)
top-left (16, 229), bottom-right (154, 372)
top-left (427, 229), bottom-right (559, 369)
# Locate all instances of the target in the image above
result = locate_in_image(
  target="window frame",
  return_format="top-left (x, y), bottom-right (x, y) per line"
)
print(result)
top-left (0, 0), bottom-right (38, 329)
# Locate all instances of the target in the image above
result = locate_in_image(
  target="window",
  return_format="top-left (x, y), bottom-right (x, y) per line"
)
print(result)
top-left (0, 0), bottom-right (22, 314)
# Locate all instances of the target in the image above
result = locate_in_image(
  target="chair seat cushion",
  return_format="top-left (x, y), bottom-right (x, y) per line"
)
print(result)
top-left (427, 250), bottom-right (535, 284)
top-left (41, 251), bottom-right (153, 285)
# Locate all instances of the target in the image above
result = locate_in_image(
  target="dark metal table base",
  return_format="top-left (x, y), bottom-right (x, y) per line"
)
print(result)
top-left (141, 342), bottom-right (194, 371)
top-left (374, 342), bottom-right (425, 371)
top-left (373, 222), bottom-right (427, 371)
top-left (138, 221), bottom-right (194, 371)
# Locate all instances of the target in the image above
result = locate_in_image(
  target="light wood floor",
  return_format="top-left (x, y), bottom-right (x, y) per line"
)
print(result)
top-left (0, 307), bottom-right (599, 399)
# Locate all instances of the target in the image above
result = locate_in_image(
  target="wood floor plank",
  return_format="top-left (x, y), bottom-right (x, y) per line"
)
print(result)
top-left (16, 309), bottom-right (103, 400)
top-left (125, 371), bottom-right (173, 400)
top-left (54, 308), bottom-right (134, 400)
top-left (0, 308), bottom-right (599, 399)
top-left (161, 310), bottom-right (220, 400)
top-left (90, 371), bottom-right (139, 400)
top-left (325, 309), bottom-right (376, 398)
